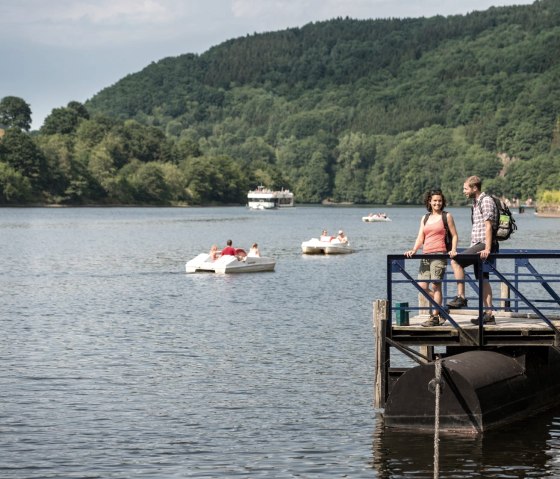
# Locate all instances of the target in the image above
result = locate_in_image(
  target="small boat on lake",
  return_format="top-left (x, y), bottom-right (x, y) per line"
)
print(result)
top-left (362, 213), bottom-right (391, 222)
top-left (301, 235), bottom-right (354, 255)
top-left (247, 185), bottom-right (294, 210)
top-left (186, 249), bottom-right (276, 273)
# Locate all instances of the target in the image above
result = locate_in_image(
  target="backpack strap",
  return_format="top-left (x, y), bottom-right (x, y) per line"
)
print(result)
top-left (441, 211), bottom-right (449, 233)
top-left (471, 193), bottom-right (492, 222)
top-left (472, 194), bottom-right (500, 244)
top-left (423, 211), bottom-right (449, 233)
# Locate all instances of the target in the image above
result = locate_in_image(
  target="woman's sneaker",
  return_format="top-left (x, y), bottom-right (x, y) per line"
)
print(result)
top-left (470, 311), bottom-right (496, 325)
top-left (422, 313), bottom-right (446, 327)
top-left (447, 295), bottom-right (468, 309)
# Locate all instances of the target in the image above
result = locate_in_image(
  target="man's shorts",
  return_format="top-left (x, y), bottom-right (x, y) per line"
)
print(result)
top-left (452, 242), bottom-right (499, 279)
top-left (418, 253), bottom-right (447, 281)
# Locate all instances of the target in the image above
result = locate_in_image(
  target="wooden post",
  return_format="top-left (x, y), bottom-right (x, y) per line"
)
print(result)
top-left (374, 299), bottom-right (389, 409)
top-left (500, 282), bottom-right (511, 312)
top-left (418, 293), bottom-right (433, 362)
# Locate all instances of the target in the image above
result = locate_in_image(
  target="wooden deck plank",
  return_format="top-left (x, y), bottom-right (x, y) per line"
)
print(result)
top-left (391, 309), bottom-right (560, 347)
top-left (395, 309), bottom-right (560, 330)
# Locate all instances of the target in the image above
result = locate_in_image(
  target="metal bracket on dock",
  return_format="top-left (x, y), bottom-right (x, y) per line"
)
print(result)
top-left (459, 330), bottom-right (479, 347)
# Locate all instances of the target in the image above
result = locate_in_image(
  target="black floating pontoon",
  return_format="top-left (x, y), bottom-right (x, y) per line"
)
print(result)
top-left (384, 349), bottom-right (560, 434)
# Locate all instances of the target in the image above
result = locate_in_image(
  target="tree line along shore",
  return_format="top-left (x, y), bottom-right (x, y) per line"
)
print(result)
top-left (1, 1), bottom-right (560, 206)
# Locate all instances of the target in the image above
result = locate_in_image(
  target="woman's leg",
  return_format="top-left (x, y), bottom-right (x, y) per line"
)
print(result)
top-left (432, 281), bottom-right (442, 314)
top-left (418, 281), bottom-right (434, 313)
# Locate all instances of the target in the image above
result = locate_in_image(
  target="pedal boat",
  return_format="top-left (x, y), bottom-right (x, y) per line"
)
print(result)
top-left (186, 249), bottom-right (275, 273)
top-left (362, 214), bottom-right (391, 222)
top-left (301, 236), bottom-right (354, 255)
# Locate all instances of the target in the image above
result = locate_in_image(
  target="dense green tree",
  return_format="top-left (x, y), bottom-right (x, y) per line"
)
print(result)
top-left (0, 128), bottom-right (47, 189)
top-left (160, 162), bottom-right (190, 203)
top-left (295, 150), bottom-right (331, 203)
top-left (129, 162), bottom-right (171, 204)
top-left (182, 155), bottom-right (247, 204)
top-left (506, 155), bottom-right (560, 200)
top-left (119, 120), bottom-right (173, 163)
top-left (87, 142), bottom-right (119, 198)
top-left (0, 162), bottom-right (32, 203)
top-left (67, 101), bottom-right (90, 120)
top-left (35, 134), bottom-right (76, 201)
top-left (41, 107), bottom-right (81, 135)
top-left (0, 96), bottom-right (32, 131)
top-left (332, 132), bottom-right (376, 202)
top-left (172, 133), bottom-right (202, 161)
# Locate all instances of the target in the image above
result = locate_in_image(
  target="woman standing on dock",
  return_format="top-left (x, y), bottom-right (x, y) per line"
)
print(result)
top-left (405, 189), bottom-right (459, 326)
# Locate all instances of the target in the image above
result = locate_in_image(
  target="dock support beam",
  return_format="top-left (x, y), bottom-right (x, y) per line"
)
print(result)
top-left (374, 299), bottom-right (389, 409)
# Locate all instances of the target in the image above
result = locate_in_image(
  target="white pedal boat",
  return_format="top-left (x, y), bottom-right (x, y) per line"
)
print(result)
top-left (362, 213), bottom-right (391, 222)
top-left (186, 251), bottom-right (276, 274)
top-left (301, 237), bottom-right (354, 255)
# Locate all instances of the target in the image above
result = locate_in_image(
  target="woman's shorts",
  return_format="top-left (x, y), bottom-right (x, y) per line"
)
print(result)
top-left (418, 253), bottom-right (447, 281)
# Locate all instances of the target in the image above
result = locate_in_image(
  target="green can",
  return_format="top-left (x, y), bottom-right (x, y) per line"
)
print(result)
top-left (395, 302), bottom-right (409, 326)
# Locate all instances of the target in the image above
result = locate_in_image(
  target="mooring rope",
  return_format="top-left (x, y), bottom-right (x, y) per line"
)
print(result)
top-left (433, 357), bottom-right (442, 479)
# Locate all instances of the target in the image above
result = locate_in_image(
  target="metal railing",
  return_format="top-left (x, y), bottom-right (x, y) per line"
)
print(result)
top-left (386, 249), bottom-right (560, 345)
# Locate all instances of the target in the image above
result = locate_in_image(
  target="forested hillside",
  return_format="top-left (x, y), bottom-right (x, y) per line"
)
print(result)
top-left (1, 0), bottom-right (559, 205)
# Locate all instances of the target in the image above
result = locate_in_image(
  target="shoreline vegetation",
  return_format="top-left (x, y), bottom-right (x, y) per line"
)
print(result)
top-left (536, 205), bottom-right (560, 218)
top-left (536, 191), bottom-right (560, 217)
top-left (3, 200), bottom-right (560, 215)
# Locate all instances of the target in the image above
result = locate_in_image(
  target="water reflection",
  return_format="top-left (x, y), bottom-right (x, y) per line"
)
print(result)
top-left (372, 407), bottom-right (560, 478)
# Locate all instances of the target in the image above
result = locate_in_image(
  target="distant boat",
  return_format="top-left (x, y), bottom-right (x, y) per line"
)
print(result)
top-left (362, 213), bottom-right (391, 222)
top-left (247, 185), bottom-right (294, 209)
top-left (301, 236), bottom-right (354, 255)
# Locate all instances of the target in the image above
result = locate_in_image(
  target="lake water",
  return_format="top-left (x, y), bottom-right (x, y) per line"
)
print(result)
top-left (2, 205), bottom-right (560, 478)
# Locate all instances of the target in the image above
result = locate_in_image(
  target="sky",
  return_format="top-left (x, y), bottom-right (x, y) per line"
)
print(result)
top-left (0, 0), bottom-right (534, 130)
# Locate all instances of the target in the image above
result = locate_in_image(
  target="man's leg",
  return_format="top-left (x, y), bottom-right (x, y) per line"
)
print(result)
top-left (447, 259), bottom-right (468, 308)
top-left (470, 244), bottom-right (497, 325)
top-left (450, 259), bottom-right (465, 298)
top-left (483, 281), bottom-right (493, 310)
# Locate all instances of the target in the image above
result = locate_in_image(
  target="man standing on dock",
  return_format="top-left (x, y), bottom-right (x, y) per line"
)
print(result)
top-left (447, 176), bottom-right (498, 324)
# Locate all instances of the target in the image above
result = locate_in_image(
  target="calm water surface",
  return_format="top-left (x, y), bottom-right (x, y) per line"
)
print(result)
top-left (2, 206), bottom-right (560, 478)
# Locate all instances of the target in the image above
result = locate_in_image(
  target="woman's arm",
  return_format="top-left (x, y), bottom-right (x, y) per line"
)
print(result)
top-left (405, 218), bottom-right (425, 257)
top-left (446, 212), bottom-right (459, 257)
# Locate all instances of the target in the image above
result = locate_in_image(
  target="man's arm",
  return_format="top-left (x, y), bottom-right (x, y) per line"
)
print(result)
top-left (480, 219), bottom-right (493, 259)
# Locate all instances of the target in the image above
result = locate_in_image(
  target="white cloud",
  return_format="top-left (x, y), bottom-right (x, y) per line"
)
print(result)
top-left (0, 0), bottom-right (195, 47)
top-left (3, 0), bottom-right (175, 24)
top-left (231, 0), bottom-right (309, 19)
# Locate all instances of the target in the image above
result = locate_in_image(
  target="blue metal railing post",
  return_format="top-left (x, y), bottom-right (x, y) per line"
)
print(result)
top-left (477, 256), bottom-right (486, 346)
top-left (387, 256), bottom-right (394, 328)
top-left (514, 257), bottom-right (521, 313)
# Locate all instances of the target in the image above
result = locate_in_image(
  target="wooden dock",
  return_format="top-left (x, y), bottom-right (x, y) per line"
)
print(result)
top-left (374, 251), bottom-right (560, 432)
top-left (393, 309), bottom-right (560, 347)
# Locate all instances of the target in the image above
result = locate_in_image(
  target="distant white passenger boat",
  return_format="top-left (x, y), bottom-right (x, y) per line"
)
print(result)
top-left (247, 185), bottom-right (294, 209)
